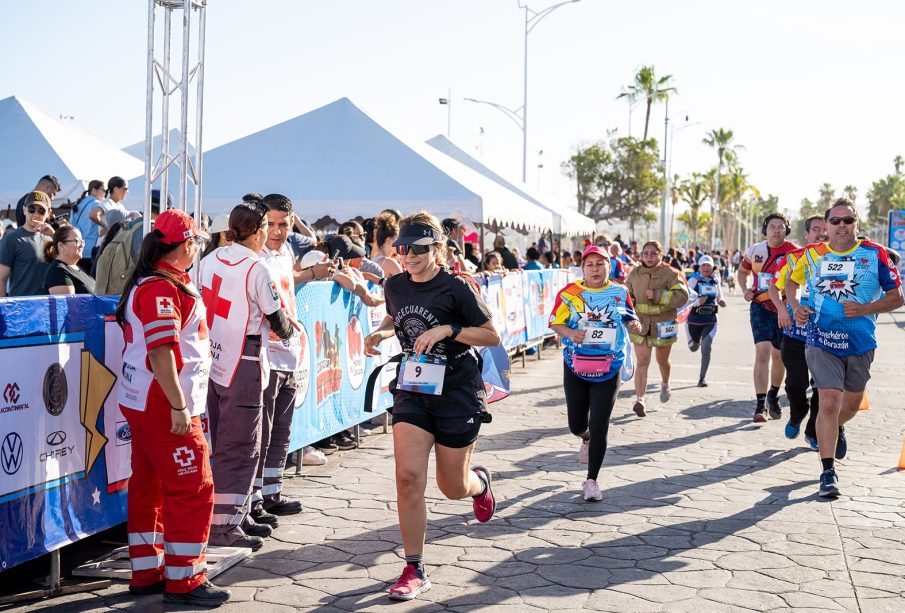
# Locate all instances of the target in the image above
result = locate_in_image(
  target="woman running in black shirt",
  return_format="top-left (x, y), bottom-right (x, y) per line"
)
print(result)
top-left (364, 211), bottom-right (500, 601)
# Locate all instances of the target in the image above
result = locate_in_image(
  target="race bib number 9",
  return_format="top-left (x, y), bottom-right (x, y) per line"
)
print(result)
top-left (657, 320), bottom-right (678, 339)
top-left (819, 259), bottom-right (855, 280)
top-left (398, 353), bottom-right (447, 395)
top-left (582, 323), bottom-right (617, 348)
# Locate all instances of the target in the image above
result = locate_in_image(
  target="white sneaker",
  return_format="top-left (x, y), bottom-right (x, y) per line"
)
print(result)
top-left (302, 446), bottom-right (327, 466)
top-left (660, 383), bottom-right (671, 403)
top-left (578, 439), bottom-right (589, 464)
top-left (583, 479), bottom-right (603, 501)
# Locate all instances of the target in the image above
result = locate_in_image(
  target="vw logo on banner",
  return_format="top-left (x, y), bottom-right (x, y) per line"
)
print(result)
top-left (2, 432), bottom-right (24, 475)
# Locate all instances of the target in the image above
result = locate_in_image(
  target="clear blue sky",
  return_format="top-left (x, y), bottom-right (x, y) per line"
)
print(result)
top-left (2, 1), bottom-right (903, 217)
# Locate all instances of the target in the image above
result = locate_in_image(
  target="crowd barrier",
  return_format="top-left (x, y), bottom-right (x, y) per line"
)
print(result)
top-left (0, 269), bottom-right (567, 571)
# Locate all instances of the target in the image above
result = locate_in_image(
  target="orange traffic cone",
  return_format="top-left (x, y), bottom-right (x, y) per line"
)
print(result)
top-left (898, 438), bottom-right (905, 470)
top-left (859, 391), bottom-right (870, 411)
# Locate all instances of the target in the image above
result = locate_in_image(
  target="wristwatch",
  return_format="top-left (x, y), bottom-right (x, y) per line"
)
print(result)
top-left (449, 324), bottom-right (462, 340)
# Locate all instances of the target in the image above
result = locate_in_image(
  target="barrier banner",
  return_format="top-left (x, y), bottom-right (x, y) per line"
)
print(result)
top-left (0, 295), bottom-right (127, 571)
top-left (523, 271), bottom-right (555, 341)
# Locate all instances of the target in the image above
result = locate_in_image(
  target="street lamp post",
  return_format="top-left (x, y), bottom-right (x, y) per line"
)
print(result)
top-left (666, 114), bottom-right (700, 245)
top-left (520, 0), bottom-right (580, 182)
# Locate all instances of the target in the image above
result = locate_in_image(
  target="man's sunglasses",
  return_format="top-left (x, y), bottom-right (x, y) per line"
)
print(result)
top-left (27, 205), bottom-right (48, 215)
top-left (828, 216), bottom-right (856, 226)
top-left (395, 244), bottom-right (432, 256)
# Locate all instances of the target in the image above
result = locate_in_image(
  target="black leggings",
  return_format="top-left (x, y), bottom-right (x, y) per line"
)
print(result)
top-left (780, 336), bottom-right (820, 438)
top-left (563, 367), bottom-right (620, 481)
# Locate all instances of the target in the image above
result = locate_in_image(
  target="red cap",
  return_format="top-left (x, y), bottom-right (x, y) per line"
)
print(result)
top-left (155, 209), bottom-right (210, 245)
top-left (581, 246), bottom-right (608, 262)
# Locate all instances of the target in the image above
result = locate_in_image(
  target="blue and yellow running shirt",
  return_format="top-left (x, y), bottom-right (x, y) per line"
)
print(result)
top-left (773, 247), bottom-right (812, 342)
top-left (549, 279), bottom-right (638, 382)
top-left (789, 240), bottom-right (901, 356)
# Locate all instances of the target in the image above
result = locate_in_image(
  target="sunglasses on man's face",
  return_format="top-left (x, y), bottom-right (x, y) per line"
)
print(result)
top-left (27, 205), bottom-right (48, 215)
top-left (396, 244), bottom-right (432, 256)
top-left (828, 216), bottom-right (856, 226)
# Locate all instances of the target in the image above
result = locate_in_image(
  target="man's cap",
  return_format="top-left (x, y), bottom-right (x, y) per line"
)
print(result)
top-left (698, 255), bottom-right (715, 267)
top-left (581, 246), bottom-right (609, 262)
top-left (393, 222), bottom-right (443, 247)
top-left (327, 234), bottom-right (366, 260)
top-left (300, 250), bottom-right (326, 269)
top-left (27, 191), bottom-right (51, 209)
top-left (151, 189), bottom-right (173, 212)
top-left (208, 213), bottom-right (230, 235)
top-left (155, 209), bottom-right (210, 245)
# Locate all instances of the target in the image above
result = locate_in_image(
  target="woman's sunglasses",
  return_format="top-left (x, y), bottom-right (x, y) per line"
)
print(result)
top-left (828, 216), bottom-right (856, 226)
top-left (395, 244), bottom-right (432, 256)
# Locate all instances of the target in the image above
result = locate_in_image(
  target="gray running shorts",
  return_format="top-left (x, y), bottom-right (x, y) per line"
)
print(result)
top-left (805, 345), bottom-right (874, 392)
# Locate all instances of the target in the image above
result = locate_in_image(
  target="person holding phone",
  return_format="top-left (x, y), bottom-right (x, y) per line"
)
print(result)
top-left (624, 241), bottom-right (689, 416)
top-left (550, 246), bottom-right (641, 501)
top-left (363, 211), bottom-right (500, 601)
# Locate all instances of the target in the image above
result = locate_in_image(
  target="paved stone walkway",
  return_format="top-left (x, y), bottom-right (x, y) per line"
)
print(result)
top-left (19, 296), bottom-right (905, 612)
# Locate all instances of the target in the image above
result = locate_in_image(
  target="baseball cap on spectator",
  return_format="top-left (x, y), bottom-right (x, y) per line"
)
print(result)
top-left (155, 209), bottom-right (210, 245)
top-left (209, 214), bottom-right (230, 235)
top-left (300, 250), bottom-right (326, 269)
top-left (581, 246), bottom-right (608, 262)
top-left (698, 255), bottom-right (715, 267)
top-left (327, 234), bottom-right (366, 260)
top-left (150, 189), bottom-right (173, 212)
top-left (27, 191), bottom-right (52, 211)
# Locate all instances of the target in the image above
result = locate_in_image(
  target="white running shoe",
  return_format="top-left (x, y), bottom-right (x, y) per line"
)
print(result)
top-left (583, 479), bottom-right (603, 501)
top-left (660, 383), bottom-right (671, 403)
top-left (578, 439), bottom-right (589, 464)
top-left (302, 446), bottom-right (328, 466)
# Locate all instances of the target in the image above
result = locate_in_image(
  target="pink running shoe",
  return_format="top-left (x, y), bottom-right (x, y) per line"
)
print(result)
top-left (471, 466), bottom-right (495, 523)
top-left (388, 564), bottom-right (431, 600)
top-left (583, 479), bottom-right (603, 501)
top-left (579, 439), bottom-right (589, 464)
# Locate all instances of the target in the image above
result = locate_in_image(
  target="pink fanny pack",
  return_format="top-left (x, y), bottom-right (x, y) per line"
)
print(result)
top-left (572, 354), bottom-right (614, 375)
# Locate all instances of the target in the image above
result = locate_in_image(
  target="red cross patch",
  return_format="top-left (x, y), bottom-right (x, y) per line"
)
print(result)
top-left (156, 296), bottom-right (175, 317)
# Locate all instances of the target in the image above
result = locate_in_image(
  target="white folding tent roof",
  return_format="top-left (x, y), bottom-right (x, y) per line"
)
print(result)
top-left (0, 95), bottom-right (143, 209)
top-left (426, 134), bottom-right (596, 237)
top-left (197, 98), bottom-right (553, 232)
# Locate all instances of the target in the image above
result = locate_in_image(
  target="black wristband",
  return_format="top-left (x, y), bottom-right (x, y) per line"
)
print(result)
top-left (171, 406), bottom-right (186, 411)
top-left (449, 324), bottom-right (462, 340)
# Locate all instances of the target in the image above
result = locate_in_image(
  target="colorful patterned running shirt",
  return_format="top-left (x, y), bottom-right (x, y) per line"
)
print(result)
top-left (549, 279), bottom-right (638, 382)
top-left (789, 240), bottom-right (901, 356)
top-left (740, 240), bottom-right (798, 312)
top-left (773, 247), bottom-right (811, 342)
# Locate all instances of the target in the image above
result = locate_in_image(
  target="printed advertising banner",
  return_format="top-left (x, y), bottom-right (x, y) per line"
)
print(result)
top-left (1, 271), bottom-right (563, 571)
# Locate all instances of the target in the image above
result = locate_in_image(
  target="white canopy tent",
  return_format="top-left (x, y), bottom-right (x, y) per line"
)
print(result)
top-left (426, 134), bottom-right (596, 238)
top-left (197, 98), bottom-right (553, 232)
top-left (0, 95), bottom-right (143, 213)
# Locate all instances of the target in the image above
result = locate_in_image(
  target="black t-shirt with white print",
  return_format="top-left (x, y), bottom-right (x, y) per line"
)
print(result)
top-left (384, 269), bottom-right (492, 381)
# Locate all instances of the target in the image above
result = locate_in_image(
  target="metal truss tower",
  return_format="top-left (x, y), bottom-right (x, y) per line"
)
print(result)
top-left (143, 0), bottom-right (207, 233)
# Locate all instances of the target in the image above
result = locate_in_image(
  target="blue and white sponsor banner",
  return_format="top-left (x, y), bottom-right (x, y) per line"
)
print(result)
top-left (0, 295), bottom-right (127, 572)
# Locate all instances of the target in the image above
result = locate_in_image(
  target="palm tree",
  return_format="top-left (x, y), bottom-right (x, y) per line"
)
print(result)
top-left (702, 128), bottom-right (741, 248)
top-left (616, 65), bottom-right (677, 140)
top-left (679, 173), bottom-right (708, 244)
top-left (843, 185), bottom-right (858, 203)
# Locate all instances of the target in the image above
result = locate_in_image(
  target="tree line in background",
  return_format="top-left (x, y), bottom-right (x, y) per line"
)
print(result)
top-left (562, 65), bottom-right (905, 251)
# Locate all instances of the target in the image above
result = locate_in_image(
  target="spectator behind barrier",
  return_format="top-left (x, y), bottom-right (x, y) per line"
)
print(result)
top-left (0, 191), bottom-right (55, 297)
top-left (43, 225), bottom-right (95, 295)
top-left (323, 235), bottom-right (384, 307)
top-left (372, 212), bottom-right (404, 277)
top-left (70, 179), bottom-right (107, 273)
top-left (523, 247), bottom-right (543, 270)
top-left (492, 234), bottom-right (519, 270)
top-left (15, 175), bottom-right (60, 227)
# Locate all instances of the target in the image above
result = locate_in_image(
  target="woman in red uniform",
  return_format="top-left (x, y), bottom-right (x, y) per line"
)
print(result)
top-left (116, 209), bottom-right (230, 607)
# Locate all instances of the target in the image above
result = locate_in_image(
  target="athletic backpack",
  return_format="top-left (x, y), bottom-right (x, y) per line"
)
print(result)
top-left (95, 220), bottom-right (143, 296)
